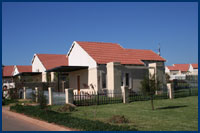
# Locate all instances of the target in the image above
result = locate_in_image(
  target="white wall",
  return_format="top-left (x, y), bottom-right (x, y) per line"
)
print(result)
top-left (165, 67), bottom-right (170, 73)
top-left (32, 55), bottom-right (46, 72)
top-left (189, 64), bottom-right (198, 75)
top-left (189, 64), bottom-right (193, 73)
top-left (13, 66), bottom-right (19, 76)
top-left (69, 68), bottom-right (98, 93)
top-left (32, 54), bottom-right (47, 82)
top-left (68, 41), bottom-right (97, 68)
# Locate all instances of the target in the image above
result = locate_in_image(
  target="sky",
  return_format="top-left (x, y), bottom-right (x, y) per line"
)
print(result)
top-left (2, 2), bottom-right (198, 66)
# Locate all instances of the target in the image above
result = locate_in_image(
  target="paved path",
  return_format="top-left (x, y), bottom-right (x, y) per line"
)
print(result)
top-left (2, 106), bottom-right (77, 131)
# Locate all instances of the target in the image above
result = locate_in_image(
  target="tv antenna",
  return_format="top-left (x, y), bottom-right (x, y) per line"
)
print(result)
top-left (158, 43), bottom-right (161, 56)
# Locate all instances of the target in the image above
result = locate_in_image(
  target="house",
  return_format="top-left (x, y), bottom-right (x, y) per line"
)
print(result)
top-left (165, 63), bottom-right (198, 80)
top-left (12, 65), bottom-right (42, 83)
top-left (2, 65), bottom-right (15, 89)
top-left (13, 65), bottom-right (32, 76)
top-left (188, 64), bottom-right (198, 75)
top-left (46, 41), bottom-right (167, 94)
top-left (32, 54), bottom-right (68, 82)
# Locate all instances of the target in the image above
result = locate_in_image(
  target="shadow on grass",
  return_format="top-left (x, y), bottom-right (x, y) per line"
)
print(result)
top-left (156, 105), bottom-right (188, 110)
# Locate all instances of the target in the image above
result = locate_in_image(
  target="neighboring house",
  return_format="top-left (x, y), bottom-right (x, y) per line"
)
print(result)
top-left (165, 64), bottom-right (198, 80)
top-left (12, 65), bottom-right (40, 83)
top-left (13, 65), bottom-right (32, 76)
top-left (2, 65), bottom-right (15, 89)
top-left (32, 54), bottom-right (68, 82)
top-left (188, 64), bottom-right (198, 75)
top-left (46, 41), bottom-right (167, 94)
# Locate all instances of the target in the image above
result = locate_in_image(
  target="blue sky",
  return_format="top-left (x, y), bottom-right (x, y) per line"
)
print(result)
top-left (2, 2), bottom-right (198, 66)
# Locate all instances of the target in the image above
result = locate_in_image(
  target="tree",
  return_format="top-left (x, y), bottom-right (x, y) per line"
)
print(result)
top-left (140, 74), bottom-right (160, 110)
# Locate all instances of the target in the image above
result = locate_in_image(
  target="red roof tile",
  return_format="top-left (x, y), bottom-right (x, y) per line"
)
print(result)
top-left (167, 66), bottom-right (179, 71)
top-left (16, 65), bottom-right (32, 73)
top-left (173, 64), bottom-right (190, 72)
top-left (36, 54), bottom-right (68, 70)
top-left (125, 49), bottom-right (166, 61)
top-left (3, 66), bottom-right (14, 77)
top-left (76, 41), bottom-right (165, 65)
top-left (191, 64), bottom-right (198, 69)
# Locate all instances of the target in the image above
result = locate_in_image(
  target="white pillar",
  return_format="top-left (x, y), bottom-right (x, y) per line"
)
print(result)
top-left (35, 87), bottom-right (38, 103)
top-left (23, 87), bottom-right (26, 99)
top-left (167, 83), bottom-right (174, 99)
top-left (122, 86), bottom-right (129, 103)
top-left (107, 62), bottom-right (122, 96)
top-left (65, 88), bottom-right (74, 104)
top-left (48, 87), bottom-right (53, 105)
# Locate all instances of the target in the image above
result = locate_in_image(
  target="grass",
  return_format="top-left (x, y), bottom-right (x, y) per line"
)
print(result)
top-left (10, 105), bottom-right (136, 131)
top-left (3, 99), bottom-right (35, 106)
top-left (65, 96), bottom-right (198, 131)
top-left (10, 96), bottom-right (198, 131)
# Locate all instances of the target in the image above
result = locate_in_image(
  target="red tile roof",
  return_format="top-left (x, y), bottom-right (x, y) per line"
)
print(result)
top-left (167, 66), bottom-right (179, 71)
top-left (191, 64), bottom-right (198, 69)
top-left (3, 66), bottom-right (14, 77)
top-left (16, 65), bottom-right (32, 73)
top-left (125, 49), bottom-right (166, 61)
top-left (76, 41), bottom-right (165, 65)
top-left (173, 64), bottom-right (190, 72)
top-left (36, 54), bottom-right (68, 70)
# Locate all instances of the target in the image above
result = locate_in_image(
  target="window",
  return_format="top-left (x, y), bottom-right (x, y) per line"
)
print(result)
top-left (102, 72), bottom-right (106, 88)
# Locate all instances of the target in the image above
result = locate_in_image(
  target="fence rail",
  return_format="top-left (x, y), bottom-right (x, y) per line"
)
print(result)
top-left (73, 92), bottom-right (123, 106)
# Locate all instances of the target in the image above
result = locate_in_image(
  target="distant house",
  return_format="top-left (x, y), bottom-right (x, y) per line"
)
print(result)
top-left (13, 65), bottom-right (32, 76)
top-left (31, 54), bottom-right (68, 82)
top-left (165, 63), bottom-right (198, 80)
top-left (189, 64), bottom-right (198, 75)
top-left (2, 65), bottom-right (15, 89)
top-left (46, 41), bottom-right (167, 94)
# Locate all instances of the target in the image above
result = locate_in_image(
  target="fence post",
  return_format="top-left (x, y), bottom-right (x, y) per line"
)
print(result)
top-left (122, 86), bottom-right (129, 103)
top-left (35, 87), bottom-right (38, 103)
top-left (97, 92), bottom-right (99, 105)
top-left (65, 88), bottom-right (74, 104)
top-left (167, 83), bottom-right (174, 99)
top-left (48, 87), bottom-right (53, 105)
top-left (23, 87), bottom-right (26, 99)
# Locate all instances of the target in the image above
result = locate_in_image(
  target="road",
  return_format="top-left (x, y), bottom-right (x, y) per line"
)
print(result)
top-left (2, 110), bottom-right (49, 131)
top-left (2, 106), bottom-right (76, 131)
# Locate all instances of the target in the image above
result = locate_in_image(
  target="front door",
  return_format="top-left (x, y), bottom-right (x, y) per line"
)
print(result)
top-left (77, 75), bottom-right (80, 95)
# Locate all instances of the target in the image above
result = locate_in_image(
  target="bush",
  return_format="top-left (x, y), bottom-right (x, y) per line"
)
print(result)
top-left (56, 104), bottom-right (76, 112)
top-left (108, 115), bottom-right (129, 124)
top-left (38, 90), bottom-right (47, 109)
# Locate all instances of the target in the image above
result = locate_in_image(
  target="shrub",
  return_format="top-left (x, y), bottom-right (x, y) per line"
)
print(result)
top-left (38, 90), bottom-right (47, 109)
top-left (108, 115), bottom-right (129, 124)
top-left (56, 104), bottom-right (76, 112)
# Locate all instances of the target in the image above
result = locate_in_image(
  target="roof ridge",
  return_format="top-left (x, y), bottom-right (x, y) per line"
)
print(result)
top-left (36, 53), bottom-right (67, 55)
top-left (126, 48), bottom-right (152, 51)
top-left (76, 41), bottom-right (117, 44)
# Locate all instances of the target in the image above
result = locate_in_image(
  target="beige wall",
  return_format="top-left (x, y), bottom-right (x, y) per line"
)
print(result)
top-left (69, 68), bottom-right (98, 94)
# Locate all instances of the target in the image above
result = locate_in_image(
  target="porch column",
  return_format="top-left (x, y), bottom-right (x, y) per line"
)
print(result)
top-left (122, 86), bottom-right (129, 103)
top-left (48, 87), bottom-right (53, 105)
top-left (107, 62), bottom-right (121, 96)
top-left (23, 87), bottom-right (26, 99)
top-left (167, 83), bottom-right (174, 99)
top-left (35, 87), bottom-right (38, 103)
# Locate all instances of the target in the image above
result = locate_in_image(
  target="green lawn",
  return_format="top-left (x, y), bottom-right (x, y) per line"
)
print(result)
top-left (62, 96), bottom-right (198, 131)
top-left (11, 96), bottom-right (198, 131)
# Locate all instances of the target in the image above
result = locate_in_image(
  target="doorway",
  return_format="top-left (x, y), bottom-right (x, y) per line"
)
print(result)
top-left (77, 75), bottom-right (80, 95)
